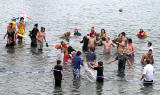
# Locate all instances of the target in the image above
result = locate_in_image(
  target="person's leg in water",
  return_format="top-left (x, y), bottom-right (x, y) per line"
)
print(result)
top-left (73, 68), bottom-right (81, 80)
top-left (117, 68), bottom-right (125, 78)
top-left (55, 79), bottom-right (62, 87)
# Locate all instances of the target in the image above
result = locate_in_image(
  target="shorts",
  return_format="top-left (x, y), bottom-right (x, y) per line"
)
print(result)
top-left (55, 79), bottom-right (62, 87)
top-left (73, 68), bottom-right (81, 79)
top-left (143, 80), bottom-right (153, 86)
top-left (126, 54), bottom-right (135, 58)
top-left (37, 40), bottom-right (43, 49)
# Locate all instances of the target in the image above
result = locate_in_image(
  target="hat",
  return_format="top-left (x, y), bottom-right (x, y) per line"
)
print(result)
top-left (91, 26), bottom-right (95, 30)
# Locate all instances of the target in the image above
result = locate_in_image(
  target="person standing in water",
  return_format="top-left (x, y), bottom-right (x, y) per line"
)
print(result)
top-left (53, 60), bottom-right (64, 87)
top-left (147, 41), bottom-right (153, 51)
top-left (36, 27), bottom-right (48, 50)
top-left (72, 51), bottom-right (84, 79)
top-left (88, 33), bottom-right (96, 51)
top-left (125, 38), bottom-right (135, 58)
top-left (87, 61), bottom-right (104, 82)
top-left (86, 48), bottom-right (97, 63)
top-left (102, 37), bottom-right (115, 53)
top-left (4, 23), bottom-right (16, 47)
top-left (17, 17), bottom-right (26, 44)
top-left (107, 49), bottom-right (133, 77)
top-left (141, 49), bottom-right (154, 64)
top-left (140, 59), bottom-right (154, 86)
top-left (29, 24), bottom-right (39, 47)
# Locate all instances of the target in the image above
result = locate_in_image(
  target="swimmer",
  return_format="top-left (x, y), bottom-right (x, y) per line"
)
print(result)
top-left (60, 32), bottom-right (71, 41)
top-left (137, 29), bottom-right (144, 38)
top-left (87, 61), bottom-right (104, 82)
top-left (102, 37), bottom-right (115, 53)
top-left (74, 28), bottom-right (81, 36)
top-left (141, 49), bottom-right (154, 64)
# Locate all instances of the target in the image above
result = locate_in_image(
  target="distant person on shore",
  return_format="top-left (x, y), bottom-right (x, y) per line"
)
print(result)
top-left (29, 24), bottom-right (39, 47)
top-left (107, 49), bottom-right (133, 77)
top-left (53, 60), bottom-right (64, 87)
top-left (36, 27), bottom-right (48, 50)
top-left (141, 49), bottom-right (154, 64)
top-left (87, 61), bottom-right (104, 82)
top-left (148, 41), bottom-right (153, 51)
top-left (140, 59), bottom-right (154, 86)
top-left (72, 51), bottom-right (84, 79)
top-left (4, 23), bottom-right (16, 47)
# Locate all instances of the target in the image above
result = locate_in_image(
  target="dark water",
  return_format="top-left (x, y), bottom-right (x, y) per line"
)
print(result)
top-left (1, 0), bottom-right (160, 95)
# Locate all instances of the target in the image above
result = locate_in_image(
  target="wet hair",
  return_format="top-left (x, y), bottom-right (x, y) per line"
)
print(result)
top-left (20, 17), bottom-right (24, 21)
top-left (57, 60), bottom-right (61, 64)
top-left (121, 32), bottom-right (126, 36)
top-left (76, 51), bottom-right (81, 56)
top-left (128, 38), bottom-right (132, 43)
top-left (41, 27), bottom-right (45, 32)
top-left (34, 24), bottom-right (38, 27)
top-left (98, 61), bottom-right (103, 66)
top-left (146, 59), bottom-right (150, 64)
top-left (149, 49), bottom-right (152, 52)
top-left (101, 29), bottom-right (106, 33)
top-left (148, 42), bottom-right (152, 46)
top-left (9, 23), bottom-right (13, 26)
top-left (90, 48), bottom-right (95, 52)
top-left (68, 46), bottom-right (75, 54)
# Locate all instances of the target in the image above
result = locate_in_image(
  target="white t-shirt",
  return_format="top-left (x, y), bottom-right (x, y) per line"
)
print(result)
top-left (143, 64), bottom-right (154, 81)
top-left (148, 46), bottom-right (153, 51)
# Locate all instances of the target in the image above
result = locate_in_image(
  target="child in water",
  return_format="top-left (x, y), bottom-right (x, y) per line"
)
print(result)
top-left (53, 60), bottom-right (64, 87)
top-left (87, 61), bottom-right (104, 82)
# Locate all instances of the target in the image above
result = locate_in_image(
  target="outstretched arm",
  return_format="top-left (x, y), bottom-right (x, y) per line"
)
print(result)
top-left (107, 58), bottom-right (116, 64)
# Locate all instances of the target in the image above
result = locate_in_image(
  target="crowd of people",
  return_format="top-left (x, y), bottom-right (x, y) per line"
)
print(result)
top-left (3, 17), bottom-right (154, 88)
top-left (53, 27), bottom-right (154, 88)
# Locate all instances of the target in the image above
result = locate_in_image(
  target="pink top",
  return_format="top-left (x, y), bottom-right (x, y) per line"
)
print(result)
top-left (36, 32), bottom-right (45, 42)
top-left (128, 43), bottom-right (135, 55)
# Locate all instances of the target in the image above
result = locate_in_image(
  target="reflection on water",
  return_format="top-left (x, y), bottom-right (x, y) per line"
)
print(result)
top-left (96, 82), bottom-right (104, 95)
